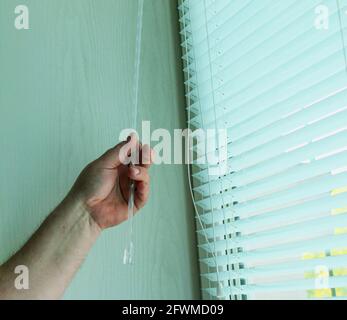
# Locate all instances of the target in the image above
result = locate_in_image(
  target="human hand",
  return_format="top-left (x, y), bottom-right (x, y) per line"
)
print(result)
top-left (69, 134), bottom-right (154, 230)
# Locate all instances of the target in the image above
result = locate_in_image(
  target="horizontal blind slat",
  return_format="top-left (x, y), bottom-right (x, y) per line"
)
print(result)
top-left (201, 234), bottom-right (347, 267)
top-left (198, 191), bottom-right (347, 225)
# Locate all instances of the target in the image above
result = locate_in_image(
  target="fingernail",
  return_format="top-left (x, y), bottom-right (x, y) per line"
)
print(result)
top-left (132, 167), bottom-right (140, 175)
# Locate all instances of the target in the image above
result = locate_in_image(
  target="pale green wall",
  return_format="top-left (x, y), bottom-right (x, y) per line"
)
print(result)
top-left (0, 0), bottom-right (200, 299)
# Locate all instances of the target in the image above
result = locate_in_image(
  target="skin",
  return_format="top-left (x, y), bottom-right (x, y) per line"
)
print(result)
top-left (0, 134), bottom-right (153, 299)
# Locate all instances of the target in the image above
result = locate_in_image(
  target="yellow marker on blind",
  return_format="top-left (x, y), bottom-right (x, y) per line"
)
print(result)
top-left (307, 289), bottom-right (332, 299)
top-left (334, 227), bottom-right (347, 235)
top-left (336, 287), bottom-right (347, 297)
top-left (302, 251), bottom-right (326, 260)
top-left (331, 186), bottom-right (347, 196)
top-left (332, 268), bottom-right (347, 276)
top-left (331, 207), bottom-right (347, 216)
top-left (331, 247), bottom-right (347, 256)
top-left (303, 186), bottom-right (347, 298)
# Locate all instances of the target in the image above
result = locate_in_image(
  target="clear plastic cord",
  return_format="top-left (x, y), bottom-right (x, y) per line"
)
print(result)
top-left (123, 0), bottom-right (145, 265)
top-left (123, 178), bottom-right (135, 265)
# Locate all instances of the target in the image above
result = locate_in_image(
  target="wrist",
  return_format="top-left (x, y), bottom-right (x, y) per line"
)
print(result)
top-left (61, 192), bottom-right (102, 237)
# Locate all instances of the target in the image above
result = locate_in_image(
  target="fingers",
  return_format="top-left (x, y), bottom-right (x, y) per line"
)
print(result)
top-left (129, 165), bottom-right (149, 182)
top-left (98, 133), bottom-right (138, 168)
top-left (134, 181), bottom-right (150, 209)
top-left (98, 133), bottom-right (156, 170)
top-left (140, 144), bottom-right (155, 168)
top-left (128, 166), bottom-right (150, 209)
top-left (97, 126), bottom-right (157, 171)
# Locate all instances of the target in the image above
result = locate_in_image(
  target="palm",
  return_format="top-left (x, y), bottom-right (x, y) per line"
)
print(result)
top-left (71, 136), bottom-right (152, 229)
top-left (81, 164), bottom-right (132, 227)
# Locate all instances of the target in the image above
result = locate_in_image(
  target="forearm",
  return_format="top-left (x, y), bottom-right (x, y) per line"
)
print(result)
top-left (0, 135), bottom-right (151, 300)
top-left (0, 195), bottom-right (101, 300)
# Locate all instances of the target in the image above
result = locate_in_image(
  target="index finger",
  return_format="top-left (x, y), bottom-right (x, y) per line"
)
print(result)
top-left (140, 144), bottom-right (155, 169)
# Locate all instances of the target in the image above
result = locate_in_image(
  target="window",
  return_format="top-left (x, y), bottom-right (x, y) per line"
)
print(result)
top-left (179, 0), bottom-right (347, 300)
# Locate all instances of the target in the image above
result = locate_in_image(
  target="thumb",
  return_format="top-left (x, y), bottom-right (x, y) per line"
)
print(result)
top-left (98, 134), bottom-right (138, 168)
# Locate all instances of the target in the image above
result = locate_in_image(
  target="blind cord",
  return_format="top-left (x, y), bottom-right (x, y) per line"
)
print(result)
top-left (123, 0), bottom-right (145, 265)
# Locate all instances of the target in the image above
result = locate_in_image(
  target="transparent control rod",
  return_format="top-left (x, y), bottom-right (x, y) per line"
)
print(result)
top-left (123, 0), bottom-right (144, 265)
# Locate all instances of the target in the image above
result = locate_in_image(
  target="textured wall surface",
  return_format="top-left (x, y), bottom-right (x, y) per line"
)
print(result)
top-left (0, 0), bottom-right (200, 299)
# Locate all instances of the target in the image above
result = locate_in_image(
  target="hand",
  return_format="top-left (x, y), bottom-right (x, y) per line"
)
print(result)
top-left (69, 134), bottom-right (154, 230)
